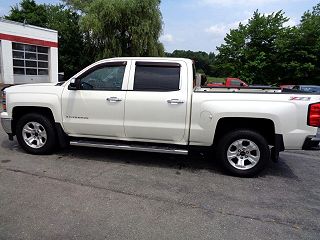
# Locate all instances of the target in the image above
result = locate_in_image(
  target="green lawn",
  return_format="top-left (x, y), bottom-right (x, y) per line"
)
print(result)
top-left (206, 76), bottom-right (225, 83)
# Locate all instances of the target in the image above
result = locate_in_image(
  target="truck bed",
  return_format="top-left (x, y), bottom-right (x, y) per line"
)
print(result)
top-left (196, 86), bottom-right (320, 94)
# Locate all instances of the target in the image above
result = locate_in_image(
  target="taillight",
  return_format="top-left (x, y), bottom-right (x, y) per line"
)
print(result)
top-left (1, 91), bottom-right (6, 112)
top-left (308, 103), bottom-right (320, 127)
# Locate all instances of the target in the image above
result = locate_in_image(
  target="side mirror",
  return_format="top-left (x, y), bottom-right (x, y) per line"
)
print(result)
top-left (68, 78), bottom-right (80, 90)
top-left (58, 72), bottom-right (65, 82)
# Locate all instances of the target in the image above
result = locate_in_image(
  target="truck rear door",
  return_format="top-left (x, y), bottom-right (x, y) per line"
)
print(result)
top-left (124, 60), bottom-right (189, 144)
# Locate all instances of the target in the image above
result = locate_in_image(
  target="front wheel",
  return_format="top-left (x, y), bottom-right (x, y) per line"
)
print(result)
top-left (16, 113), bottom-right (57, 154)
top-left (216, 129), bottom-right (270, 177)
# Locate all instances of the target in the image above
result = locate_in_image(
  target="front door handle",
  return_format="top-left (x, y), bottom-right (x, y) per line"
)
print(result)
top-left (107, 97), bottom-right (122, 103)
top-left (167, 99), bottom-right (184, 104)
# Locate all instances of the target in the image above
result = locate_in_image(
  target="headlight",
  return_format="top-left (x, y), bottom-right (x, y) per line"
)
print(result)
top-left (1, 90), bottom-right (6, 112)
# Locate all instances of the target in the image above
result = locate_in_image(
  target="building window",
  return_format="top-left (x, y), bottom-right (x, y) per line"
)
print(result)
top-left (12, 42), bottom-right (49, 75)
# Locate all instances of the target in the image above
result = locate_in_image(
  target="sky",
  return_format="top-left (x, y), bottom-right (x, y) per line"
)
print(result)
top-left (0, 0), bottom-right (319, 53)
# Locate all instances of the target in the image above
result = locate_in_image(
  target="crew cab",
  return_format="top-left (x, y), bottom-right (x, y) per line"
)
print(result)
top-left (206, 78), bottom-right (249, 88)
top-left (1, 57), bottom-right (320, 177)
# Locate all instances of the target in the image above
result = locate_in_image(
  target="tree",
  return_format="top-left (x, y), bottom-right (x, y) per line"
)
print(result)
top-left (266, 3), bottom-right (320, 85)
top-left (5, 0), bottom-right (48, 27)
top-left (45, 5), bottom-right (90, 78)
top-left (294, 3), bottom-right (320, 84)
top-left (215, 11), bottom-right (290, 84)
top-left (167, 50), bottom-right (216, 75)
top-left (64, 0), bottom-right (165, 60)
top-left (275, 26), bottom-right (317, 84)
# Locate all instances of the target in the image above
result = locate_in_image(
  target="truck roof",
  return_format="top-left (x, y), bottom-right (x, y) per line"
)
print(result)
top-left (100, 57), bottom-right (193, 62)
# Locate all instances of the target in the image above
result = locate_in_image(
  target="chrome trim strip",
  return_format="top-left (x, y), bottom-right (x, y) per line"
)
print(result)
top-left (1, 117), bottom-right (12, 134)
top-left (70, 141), bottom-right (189, 155)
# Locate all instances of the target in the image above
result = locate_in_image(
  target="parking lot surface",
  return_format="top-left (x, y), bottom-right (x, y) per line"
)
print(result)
top-left (0, 128), bottom-right (320, 240)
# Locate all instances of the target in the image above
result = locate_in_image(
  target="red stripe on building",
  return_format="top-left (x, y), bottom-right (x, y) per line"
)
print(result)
top-left (0, 33), bottom-right (58, 48)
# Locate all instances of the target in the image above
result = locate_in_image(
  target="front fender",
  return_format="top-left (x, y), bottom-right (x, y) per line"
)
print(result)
top-left (8, 93), bottom-right (62, 123)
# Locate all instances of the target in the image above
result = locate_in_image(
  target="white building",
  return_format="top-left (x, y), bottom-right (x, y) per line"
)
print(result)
top-left (0, 19), bottom-right (58, 85)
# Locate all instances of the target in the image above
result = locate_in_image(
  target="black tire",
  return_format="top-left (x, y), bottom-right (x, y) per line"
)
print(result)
top-left (16, 113), bottom-right (57, 154)
top-left (216, 129), bottom-right (270, 177)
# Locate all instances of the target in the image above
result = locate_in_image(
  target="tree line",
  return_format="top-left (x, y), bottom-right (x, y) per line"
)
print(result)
top-left (4, 0), bottom-right (320, 85)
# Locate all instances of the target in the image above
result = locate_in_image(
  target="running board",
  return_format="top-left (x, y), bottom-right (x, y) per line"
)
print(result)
top-left (70, 140), bottom-right (189, 155)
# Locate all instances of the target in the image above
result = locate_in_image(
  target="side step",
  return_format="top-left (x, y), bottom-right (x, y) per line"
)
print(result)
top-left (70, 139), bottom-right (189, 155)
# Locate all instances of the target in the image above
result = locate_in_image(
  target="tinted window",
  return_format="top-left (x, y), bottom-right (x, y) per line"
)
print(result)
top-left (80, 65), bottom-right (125, 91)
top-left (13, 51), bottom-right (24, 59)
top-left (26, 61), bottom-right (37, 67)
top-left (38, 54), bottom-right (48, 61)
top-left (25, 52), bottom-right (37, 60)
top-left (38, 69), bottom-right (49, 75)
top-left (301, 86), bottom-right (320, 93)
top-left (12, 43), bottom-right (24, 51)
top-left (230, 80), bottom-right (241, 86)
top-left (38, 61), bottom-right (48, 68)
top-left (134, 64), bottom-right (180, 91)
top-left (26, 68), bottom-right (37, 75)
top-left (37, 46), bottom-right (48, 53)
top-left (13, 59), bottom-right (24, 67)
top-left (25, 45), bottom-right (37, 52)
top-left (13, 68), bottom-right (25, 75)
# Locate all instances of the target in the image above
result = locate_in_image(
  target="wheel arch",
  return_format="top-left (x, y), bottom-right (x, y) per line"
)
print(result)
top-left (12, 106), bottom-right (55, 133)
top-left (213, 117), bottom-right (278, 147)
top-left (12, 106), bottom-right (69, 148)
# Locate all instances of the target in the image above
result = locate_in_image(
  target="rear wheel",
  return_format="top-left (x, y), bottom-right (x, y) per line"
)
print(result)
top-left (216, 129), bottom-right (270, 177)
top-left (16, 113), bottom-right (57, 154)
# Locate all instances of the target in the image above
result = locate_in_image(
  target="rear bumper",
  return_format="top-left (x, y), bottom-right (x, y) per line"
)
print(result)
top-left (302, 128), bottom-right (320, 150)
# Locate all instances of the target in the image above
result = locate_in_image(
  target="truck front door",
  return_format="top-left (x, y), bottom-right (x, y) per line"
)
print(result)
top-left (61, 61), bottom-right (130, 138)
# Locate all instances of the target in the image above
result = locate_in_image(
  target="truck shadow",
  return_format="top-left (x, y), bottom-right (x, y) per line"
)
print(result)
top-left (57, 145), bottom-right (298, 179)
top-left (263, 158), bottom-right (300, 180)
top-left (1, 138), bottom-right (298, 179)
top-left (60, 146), bottom-right (224, 174)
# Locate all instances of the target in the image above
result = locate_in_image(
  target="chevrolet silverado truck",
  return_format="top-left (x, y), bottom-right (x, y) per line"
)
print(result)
top-left (1, 57), bottom-right (320, 177)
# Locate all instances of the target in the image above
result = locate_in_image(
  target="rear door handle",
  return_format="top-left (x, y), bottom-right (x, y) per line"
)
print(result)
top-left (167, 99), bottom-right (184, 104)
top-left (107, 97), bottom-right (122, 103)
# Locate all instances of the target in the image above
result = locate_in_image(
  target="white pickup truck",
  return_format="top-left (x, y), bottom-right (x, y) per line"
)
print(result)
top-left (1, 57), bottom-right (320, 176)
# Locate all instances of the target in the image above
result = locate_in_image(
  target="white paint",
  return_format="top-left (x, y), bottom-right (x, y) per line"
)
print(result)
top-left (0, 19), bottom-right (57, 42)
top-left (0, 40), bottom-right (14, 84)
top-left (49, 47), bottom-right (58, 83)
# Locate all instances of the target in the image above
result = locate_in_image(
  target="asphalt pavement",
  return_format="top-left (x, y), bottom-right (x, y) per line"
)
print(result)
top-left (0, 127), bottom-right (320, 240)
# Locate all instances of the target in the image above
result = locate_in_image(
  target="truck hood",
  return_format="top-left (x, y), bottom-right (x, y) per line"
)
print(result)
top-left (6, 83), bottom-right (58, 89)
top-left (4, 83), bottom-right (64, 95)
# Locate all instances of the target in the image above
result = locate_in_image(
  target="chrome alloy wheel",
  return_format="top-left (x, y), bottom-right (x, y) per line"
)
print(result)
top-left (22, 122), bottom-right (47, 149)
top-left (227, 139), bottom-right (261, 170)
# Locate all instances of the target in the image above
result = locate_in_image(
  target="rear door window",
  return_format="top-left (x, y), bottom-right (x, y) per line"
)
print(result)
top-left (133, 62), bottom-right (180, 91)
